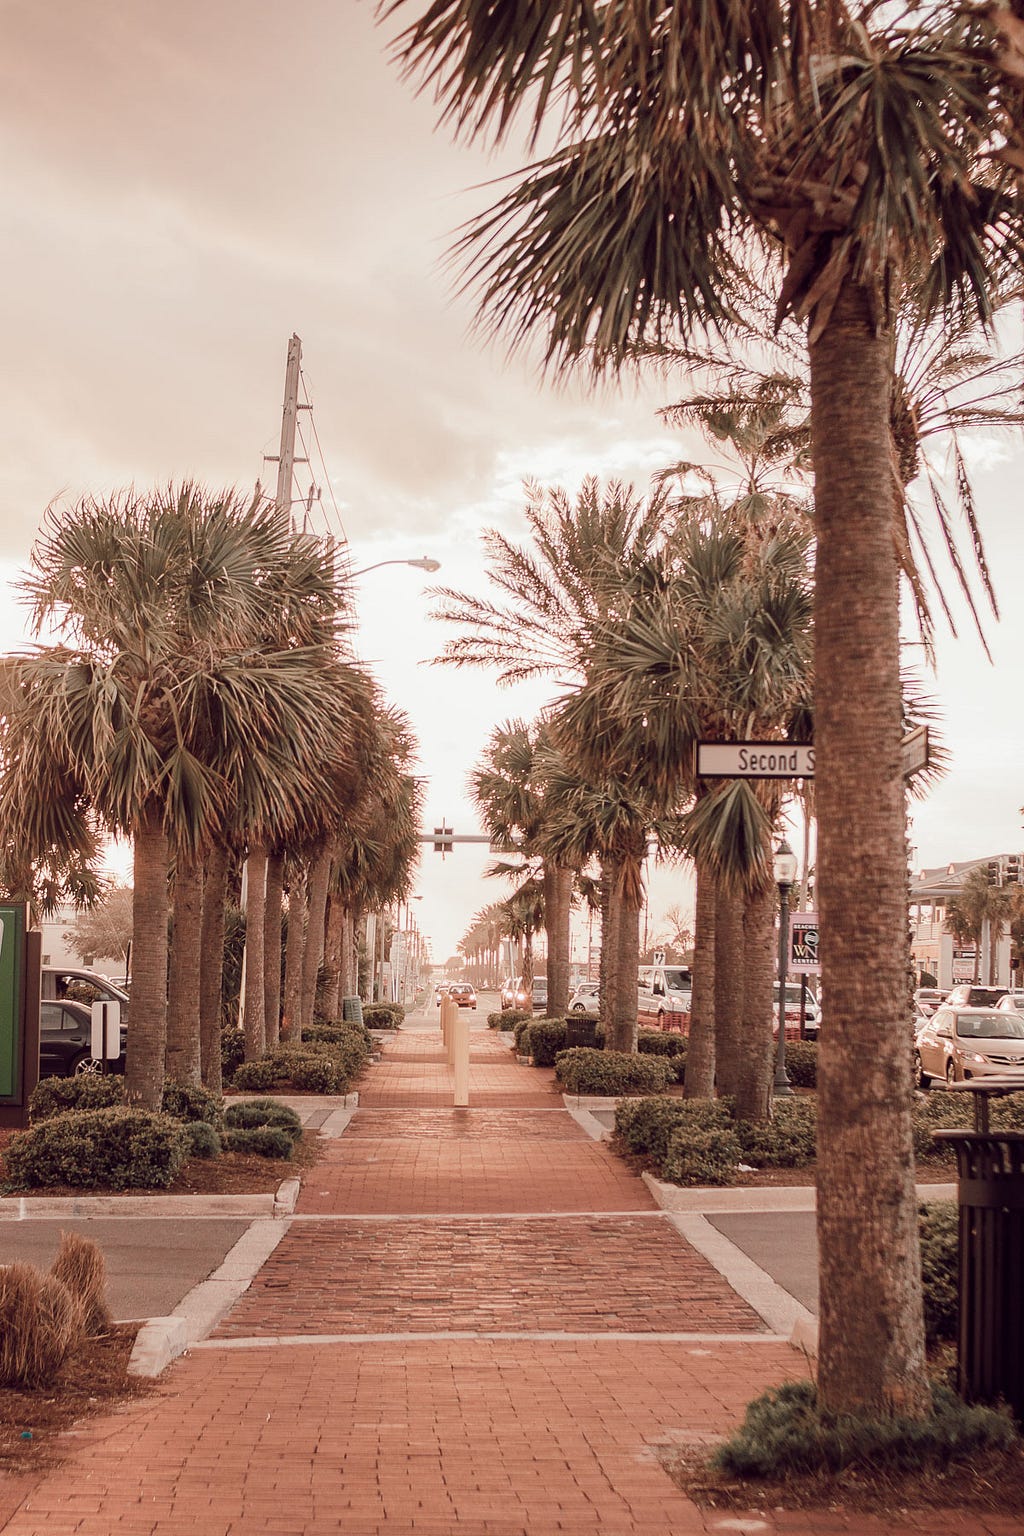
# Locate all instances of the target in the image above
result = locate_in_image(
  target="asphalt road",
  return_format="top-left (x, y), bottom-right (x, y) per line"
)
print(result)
top-left (0, 1218), bottom-right (251, 1321)
top-left (708, 1211), bottom-right (819, 1313)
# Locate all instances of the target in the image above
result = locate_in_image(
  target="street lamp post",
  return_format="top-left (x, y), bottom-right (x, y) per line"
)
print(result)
top-left (773, 838), bottom-right (799, 1098)
top-left (350, 557), bottom-right (441, 578)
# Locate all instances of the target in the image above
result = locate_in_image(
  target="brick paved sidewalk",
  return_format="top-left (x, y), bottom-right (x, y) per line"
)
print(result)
top-left (0, 1021), bottom-right (1006, 1535)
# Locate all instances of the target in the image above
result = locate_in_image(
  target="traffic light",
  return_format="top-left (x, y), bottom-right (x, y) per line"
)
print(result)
top-left (433, 826), bottom-right (453, 854)
top-left (986, 860), bottom-right (1003, 887)
top-left (1005, 854), bottom-right (1024, 885)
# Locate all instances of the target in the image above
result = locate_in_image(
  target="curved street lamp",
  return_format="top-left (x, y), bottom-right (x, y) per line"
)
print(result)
top-left (350, 557), bottom-right (441, 578)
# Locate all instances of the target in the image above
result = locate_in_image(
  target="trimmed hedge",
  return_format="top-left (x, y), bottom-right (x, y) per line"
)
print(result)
top-left (225, 1098), bottom-right (303, 1142)
top-left (663, 1124), bottom-right (742, 1185)
top-left (513, 1016), bottom-right (534, 1053)
top-left (488, 1009), bottom-right (530, 1031)
top-left (613, 1095), bottom-right (816, 1184)
top-left (223, 1126), bottom-right (294, 1159)
top-left (525, 1019), bottom-right (568, 1067)
top-left (363, 1004), bottom-right (403, 1030)
top-left (162, 1081), bottom-right (224, 1127)
top-left (554, 1047), bottom-right (674, 1096)
top-left (636, 1029), bottom-right (686, 1057)
top-left (29, 1074), bottom-right (125, 1121)
top-left (615, 1097), bottom-right (731, 1164)
top-left (782, 1040), bottom-right (818, 1089)
top-left (920, 1200), bottom-right (958, 1345)
top-left (4, 1108), bottom-right (189, 1190)
top-left (737, 1099), bottom-right (817, 1168)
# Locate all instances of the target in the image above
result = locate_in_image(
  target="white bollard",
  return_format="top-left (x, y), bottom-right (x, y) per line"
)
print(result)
top-left (453, 1012), bottom-right (470, 1107)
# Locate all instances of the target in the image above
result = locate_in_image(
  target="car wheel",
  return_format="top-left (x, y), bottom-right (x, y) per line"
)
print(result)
top-left (71, 1052), bottom-right (102, 1077)
top-left (656, 1009), bottom-right (666, 1029)
top-left (913, 1051), bottom-right (930, 1092)
top-left (945, 1058), bottom-right (959, 1087)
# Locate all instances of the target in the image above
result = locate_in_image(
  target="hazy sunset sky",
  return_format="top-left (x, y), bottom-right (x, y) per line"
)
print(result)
top-left (0, 1), bottom-right (1022, 960)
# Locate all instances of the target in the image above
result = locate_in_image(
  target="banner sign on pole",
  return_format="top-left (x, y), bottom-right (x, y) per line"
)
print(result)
top-left (789, 912), bottom-right (821, 974)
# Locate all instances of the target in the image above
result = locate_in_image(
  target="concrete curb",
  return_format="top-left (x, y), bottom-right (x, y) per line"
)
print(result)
top-left (128, 1216), bottom-right (292, 1378)
top-left (0, 1191), bottom-right (280, 1220)
top-left (642, 1173), bottom-right (816, 1213)
top-left (318, 1106), bottom-right (358, 1137)
top-left (666, 1211), bottom-right (818, 1349)
top-left (273, 1178), bottom-right (301, 1216)
top-left (564, 1106), bottom-right (611, 1141)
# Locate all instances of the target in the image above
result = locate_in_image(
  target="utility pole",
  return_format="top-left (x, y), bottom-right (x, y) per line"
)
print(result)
top-left (263, 333), bottom-right (310, 532)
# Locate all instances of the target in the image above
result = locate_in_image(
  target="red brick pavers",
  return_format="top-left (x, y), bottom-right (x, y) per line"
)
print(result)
top-left (213, 1215), bottom-right (765, 1337)
top-left (358, 1026), bottom-right (562, 1109)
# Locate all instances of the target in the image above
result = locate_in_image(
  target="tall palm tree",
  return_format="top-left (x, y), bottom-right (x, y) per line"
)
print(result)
top-left (377, 0), bottom-right (1024, 1418)
top-left (4, 486), bottom-right (350, 1106)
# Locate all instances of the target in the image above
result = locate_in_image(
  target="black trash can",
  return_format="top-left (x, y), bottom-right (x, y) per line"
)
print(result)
top-left (933, 1128), bottom-right (1024, 1422)
top-left (564, 1015), bottom-right (597, 1048)
top-left (342, 995), bottom-right (364, 1026)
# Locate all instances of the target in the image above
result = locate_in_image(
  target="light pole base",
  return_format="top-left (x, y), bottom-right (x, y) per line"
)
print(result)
top-left (772, 1071), bottom-right (795, 1098)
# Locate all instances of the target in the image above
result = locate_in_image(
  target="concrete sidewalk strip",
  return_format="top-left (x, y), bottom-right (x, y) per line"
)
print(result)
top-left (128, 1216), bottom-right (293, 1377)
top-left (0, 1179), bottom-right (300, 1221)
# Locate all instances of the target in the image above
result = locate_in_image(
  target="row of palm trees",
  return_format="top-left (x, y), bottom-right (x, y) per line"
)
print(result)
top-left (0, 485), bottom-right (421, 1108)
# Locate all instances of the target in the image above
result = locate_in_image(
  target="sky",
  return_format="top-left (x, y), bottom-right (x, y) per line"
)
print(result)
top-left (0, 1), bottom-right (1022, 963)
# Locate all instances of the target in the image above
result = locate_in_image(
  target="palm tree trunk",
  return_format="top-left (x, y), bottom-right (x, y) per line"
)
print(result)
top-left (809, 281), bottom-right (929, 1418)
top-left (685, 853), bottom-right (716, 1099)
top-left (199, 843), bottom-right (228, 1094)
top-left (126, 806), bottom-right (170, 1110)
top-left (713, 881), bottom-right (744, 1100)
top-left (165, 848), bottom-right (203, 1085)
top-left (734, 879), bottom-right (775, 1123)
top-left (242, 845), bottom-right (268, 1061)
top-left (263, 851), bottom-right (284, 1049)
top-left (599, 861), bottom-right (618, 1029)
top-left (544, 862), bottom-right (573, 1015)
top-left (321, 894), bottom-right (345, 1019)
top-left (607, 855), bottom-right (641, 1053)
top-left (300, 843), bottom-right (332, 1032)
top-left (281, 866), bottom-right (306, 1041)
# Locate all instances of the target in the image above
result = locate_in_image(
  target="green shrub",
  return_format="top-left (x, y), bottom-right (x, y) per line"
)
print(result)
top-left (736, 1099), bottom-right (817, 1168)
top-left (225, 1098), bottom-right (303, 1141)
top-left (29, 1074), bottom-right (125, 1122)
top-left (4, 1108), bottom-right (189, 1190)
top-left (231, 1059), bottom-right (278, 1092)
top-left (183, 1120), bottom-right (222, 1159)
top-left (363, 1003), bottom-right (403, 1029)
top-left (713, 1379), bottom-right (1015, 1479)
top-left (288, 1054), bottom-right (343, 1093)
top-left (911, 1092), bottom-right (972, 1160)
top-left (305, 1021), bottom-right (372, 1051)
top-left (919, 1200), bottom-right (958, 1345)
top-left (614, 1097), bottom-right (720, 1162)
top-left (782, 1040), bottom-right (818, 1089)
top-left (221, 1026), bottom-right (246, 1078)
top-left (162, 1080), bottom-right (224, 1127)
top-left (662, 1123), bottom-right (742, 1186)
top-left (526, 1019), bottom-right (568, 1067)
top-left (513, 1017), bottom-right (534, 1052)
top-left (554, 1047), bottom-right (674, 1096)
top-left (223, 1126), bottom-right (294, 1159)
top-left (488, 1009), bottom-right (530, 1031)
top-left (636, 1029), bottom-right (686, 1057)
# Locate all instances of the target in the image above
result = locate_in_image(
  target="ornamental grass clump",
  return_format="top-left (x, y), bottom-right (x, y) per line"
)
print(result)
top-left (222, 1126), bottom-right (295, 1159)
top-left (713, 1380), bottom-right (1015, 1479)
top-left (49, 1231), bottom-right (111, 1335)
top-left (224, 1098), bottom-right (303, 1142)
top-left (0, 1264), bottom-right (83, 1389)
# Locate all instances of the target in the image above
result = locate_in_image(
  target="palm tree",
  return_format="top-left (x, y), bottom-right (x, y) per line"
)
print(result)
top-left (945, 868), bottom-right (1013, 985)
top-left (378, 0), bottom-right (1024, 1418)
top-left (4, 486), bottom-right (349, 1106)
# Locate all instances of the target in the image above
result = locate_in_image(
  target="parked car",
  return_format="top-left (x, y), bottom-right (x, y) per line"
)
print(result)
top-left (39, 999), bottom-right (127, 1078)
top-left (499, 977), bottom-right (518, 1010)
top-left (914, 1005), bottom-right (1024, 1089)
top-left (637, 965), bottom-right (692, 1028)
top-left (913, 987), bottom-right (946, 1017)
top-left (448, 983), bottom-right (477, 1009)
top-left (568, 981), bottom-right (600, 1013)
top-left (944, 984), bottom-right (1007, 1008)
top-left (42, 967), bottom-right (130, 1020)
top-left (996, 992), bottom-right (1024, 1012)
top-left (513, 976), bottom-right (548, 1013)
top-left (771, 980), bottom-right (821, 1038)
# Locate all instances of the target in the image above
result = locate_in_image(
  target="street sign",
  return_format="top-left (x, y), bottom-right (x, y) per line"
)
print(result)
top-left (697, 742), bottom-right (814, 779)
top-left (90, 1000), bottom-right (121, 1062)
top-left (698, 727), bottom-right (929, 781)
top-left (789, 913), bottom-right (821, 974)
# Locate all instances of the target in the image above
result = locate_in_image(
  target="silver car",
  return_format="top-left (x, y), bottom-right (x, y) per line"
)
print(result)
top-left (914, 1006), bottom-right (1024, 1090)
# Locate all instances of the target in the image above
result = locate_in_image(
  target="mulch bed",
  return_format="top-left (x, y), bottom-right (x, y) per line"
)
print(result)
top-left (0, 1325), bottom-right (150, 1476)
top-left (0, 1130), bottom-right (322, 1199)
top-left (660, 1439), bottom-right (1024, 1517)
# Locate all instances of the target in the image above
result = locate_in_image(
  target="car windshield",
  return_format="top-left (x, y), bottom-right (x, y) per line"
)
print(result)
top-left (955, 1011), bottom-right (1024, 1040)
top-left (663, 970), bottom-right (691, 991)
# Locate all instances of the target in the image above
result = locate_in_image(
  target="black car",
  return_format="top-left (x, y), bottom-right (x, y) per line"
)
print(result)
top-left (39, 999), bottom-right (127, 1078)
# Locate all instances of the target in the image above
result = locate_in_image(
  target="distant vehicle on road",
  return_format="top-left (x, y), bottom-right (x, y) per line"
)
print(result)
top-left (449, 983), bottom-right (477, 1009)
top-left (944, 984), bottom-right (1007, 1008)
top-left (514, 976), bottom-right (547, 1013)
top-left (996, 992), bottom-right (1024, 1012)
top-left (637, 965), bottom-right (692, 1029)
top-left (914, 1005), bottom-right (1024, 1089)
top-left (913, 987), bottom-right (946, 1018)
top-left (499, 977), bottom-right (518, 1010)
top-left (771, 981), bottom-right (821, 1039)
top-left (568, 981), bottom-right (600, 1013)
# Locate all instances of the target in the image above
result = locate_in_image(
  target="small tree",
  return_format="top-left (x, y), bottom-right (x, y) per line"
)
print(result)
top-left (63, 883), bottom-right (133, 968)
